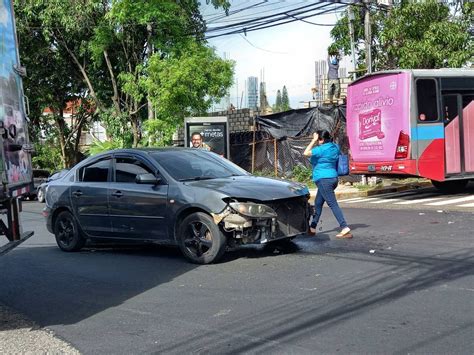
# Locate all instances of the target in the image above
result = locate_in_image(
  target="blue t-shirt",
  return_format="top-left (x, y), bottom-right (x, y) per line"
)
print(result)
top-left (310, 142), bottom-right (340, 182)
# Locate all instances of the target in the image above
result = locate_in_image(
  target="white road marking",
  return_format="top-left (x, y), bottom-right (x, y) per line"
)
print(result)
top-left (344, 198), bottom-right (381, 204)
top-left (338, 197), bottom-right (366, 202)
top-left (369, 199), bottom-right (401, 204)
top-left (425, 196), bottom-right (474, 206)
top-left (393, 197), bottom-right (443, 205)
top-left (455, 202), bottom-right (474, 207)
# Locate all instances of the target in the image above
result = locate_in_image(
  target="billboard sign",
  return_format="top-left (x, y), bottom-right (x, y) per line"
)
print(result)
top-left (184, 116), bottom-right (229, 158)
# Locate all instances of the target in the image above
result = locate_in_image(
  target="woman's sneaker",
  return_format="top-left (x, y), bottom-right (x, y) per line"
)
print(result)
top-left (336, 227), bottom-right (352, 239)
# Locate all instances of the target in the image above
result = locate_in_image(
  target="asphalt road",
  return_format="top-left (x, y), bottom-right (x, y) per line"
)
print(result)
top-left (339, 182), bottom-right (474, 213)
top-left (0, 200), bottom-right (473, 354)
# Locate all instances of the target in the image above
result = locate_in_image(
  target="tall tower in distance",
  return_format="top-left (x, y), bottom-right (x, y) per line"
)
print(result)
top-left (247, 76), bottom-right (258, 110)
top-left (314, 60), bottom-right (327, 104)
top-left (314, 58), bottom-right (347, 103)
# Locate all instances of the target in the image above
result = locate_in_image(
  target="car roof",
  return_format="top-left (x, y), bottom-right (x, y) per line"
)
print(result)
top-left (75, 147), bottom-right (207, 168)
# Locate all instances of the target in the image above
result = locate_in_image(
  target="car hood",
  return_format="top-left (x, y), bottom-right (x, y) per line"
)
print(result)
top-left (184, 175), bottom-right (309, 201)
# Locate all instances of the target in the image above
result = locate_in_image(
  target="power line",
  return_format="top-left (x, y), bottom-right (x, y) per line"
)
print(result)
top-left (284, 13), bottom-right (336, 26)
top-left (239, 34), bottom-right (288, 54)
top-left (206, 1), bottom-right (334, 33)
top-left (205, 1), bottom-right (308, 24)
top-left (205, 2), bottom-right (349, 39)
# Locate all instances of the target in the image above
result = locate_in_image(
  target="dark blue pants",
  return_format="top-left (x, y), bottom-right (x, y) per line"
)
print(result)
top-left (310, 177), bottom-right (348, 229)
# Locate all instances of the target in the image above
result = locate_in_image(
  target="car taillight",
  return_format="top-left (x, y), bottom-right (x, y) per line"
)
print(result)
top-left (395, 131), bottom-right (410, 159)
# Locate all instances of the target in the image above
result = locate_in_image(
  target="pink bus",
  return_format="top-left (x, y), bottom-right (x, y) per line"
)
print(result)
top-left (346, 69), bottom-right (474, 192)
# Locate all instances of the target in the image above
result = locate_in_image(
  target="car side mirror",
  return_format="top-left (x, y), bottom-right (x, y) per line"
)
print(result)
top-left (136, 173), bottom-right (161, 185)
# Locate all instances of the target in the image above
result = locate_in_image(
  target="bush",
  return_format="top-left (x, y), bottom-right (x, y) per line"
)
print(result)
top-left (292, 165), bottom-right (312, 183)
top-left (32, 142), bottom-right (63, 171)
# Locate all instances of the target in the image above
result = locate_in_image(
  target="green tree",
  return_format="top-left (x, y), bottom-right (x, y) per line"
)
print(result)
top-left (15, 3), bottom-right (96, 167)
top-left (274, 90), bottom-right (282, 113)
top-left (17, 0), bottom-right (234, 151)
top-left (144, 41), bottom-right (234, 145)
top-left (281, 85), bottom-right (291, 111)
top-left (330, 1), bottom-right (472, 72)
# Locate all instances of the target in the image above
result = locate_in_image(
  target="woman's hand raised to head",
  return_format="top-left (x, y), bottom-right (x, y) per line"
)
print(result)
top-left (313, 132), bottom-right (319, 141)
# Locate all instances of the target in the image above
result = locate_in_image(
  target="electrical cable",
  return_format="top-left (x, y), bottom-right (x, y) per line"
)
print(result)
top-left (205, 1), bottom-right (335, 33)
top-left (206, 3), bottom-right (348, 39)
top-left (238, 34), bottom-right (288, 54)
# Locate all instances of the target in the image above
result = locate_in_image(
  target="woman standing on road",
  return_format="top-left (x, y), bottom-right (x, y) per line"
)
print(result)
top-left (303, 130), bottom-right (351, 238)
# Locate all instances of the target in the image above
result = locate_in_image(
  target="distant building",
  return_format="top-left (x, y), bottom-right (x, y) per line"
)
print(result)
top-left (314, 60), bottom-right (327, 103)
top-left (43, 100), bottom-right (106, 149)
top-left (247, 76), bottom-right (258, 110)
top-left (339, 67), bottom-right (347, 79)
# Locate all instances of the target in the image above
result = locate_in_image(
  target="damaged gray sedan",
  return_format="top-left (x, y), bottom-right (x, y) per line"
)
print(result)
top-left (44, 148), bottom-right (310, 264)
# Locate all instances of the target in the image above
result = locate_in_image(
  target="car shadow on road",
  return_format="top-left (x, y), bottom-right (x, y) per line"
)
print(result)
top-left (0, 244), bottom-right (196, 330)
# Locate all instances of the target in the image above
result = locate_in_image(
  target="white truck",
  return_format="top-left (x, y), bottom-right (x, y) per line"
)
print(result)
top-left (0, 0), bottom-right (34, 255)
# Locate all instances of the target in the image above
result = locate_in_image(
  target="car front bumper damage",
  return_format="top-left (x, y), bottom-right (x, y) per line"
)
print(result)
top-left (212, 197), bottom-right (310, 244)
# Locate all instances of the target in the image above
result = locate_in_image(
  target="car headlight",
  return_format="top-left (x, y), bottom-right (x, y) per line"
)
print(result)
top-left (229, 202), bottom-right (277, 218)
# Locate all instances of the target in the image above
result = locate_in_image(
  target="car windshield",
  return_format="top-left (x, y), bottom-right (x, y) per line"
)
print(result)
top-left (150, 150), bottom-right (249, 181)
top-left (49, 169), bottom-right (69, 181)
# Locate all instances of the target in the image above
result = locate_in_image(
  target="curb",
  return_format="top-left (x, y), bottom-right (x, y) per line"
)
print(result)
top-left (309, 181), bottom-right (433, 200)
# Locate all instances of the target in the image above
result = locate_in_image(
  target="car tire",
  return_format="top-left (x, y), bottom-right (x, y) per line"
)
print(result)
top-left (54, 211), bottom-right (85, 252)
top-left (37, 188), bottom-right (45, 203)
top-left (178, 212), bottom-right (226, 264)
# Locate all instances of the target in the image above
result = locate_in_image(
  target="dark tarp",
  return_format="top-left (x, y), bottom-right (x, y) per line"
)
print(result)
top-left (229, 104), bottom-right (351, 178)
top-left (256, 105), bottom-right (346, 142)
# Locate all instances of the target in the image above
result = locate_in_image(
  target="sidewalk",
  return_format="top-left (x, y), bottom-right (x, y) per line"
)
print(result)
top-left (0, 303), bottom-right (79, 354)
top-left (309, 179), bottom-right (433, 200)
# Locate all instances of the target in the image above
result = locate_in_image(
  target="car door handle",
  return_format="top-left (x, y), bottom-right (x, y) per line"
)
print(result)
top-left (111, 191), bottom-right (123, 197)
top-left (72, 190), bottom-right (83, 197)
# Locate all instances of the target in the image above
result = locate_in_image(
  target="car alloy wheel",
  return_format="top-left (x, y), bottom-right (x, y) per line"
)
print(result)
top-left (54, 211), bottom-right (85, 252)
top-left (184, 222), bottom-right (213, 256)
top-left (37, 188), bottom-right (45, 202)
top-left (178, 212), bottom-right (226, 264)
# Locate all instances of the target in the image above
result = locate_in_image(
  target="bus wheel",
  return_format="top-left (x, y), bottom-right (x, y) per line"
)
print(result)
top-left (431, 180), bottom-right (468, 193)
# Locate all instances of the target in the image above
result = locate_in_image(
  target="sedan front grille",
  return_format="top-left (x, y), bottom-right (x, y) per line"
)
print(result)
top-left (265, 197), bottom-right (309, 238)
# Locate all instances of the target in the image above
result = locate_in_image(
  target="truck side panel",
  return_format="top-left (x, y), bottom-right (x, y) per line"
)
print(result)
top-left (0, 0), bottom-right (32, 196)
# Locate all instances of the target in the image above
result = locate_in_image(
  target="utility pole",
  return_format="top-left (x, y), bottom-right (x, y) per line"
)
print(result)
top-left (347, 6), bottom-right (357, 80)
top-left (147, 23), bottom-right (155, 120)
top-left (364, 0), bottom-right (372, 74)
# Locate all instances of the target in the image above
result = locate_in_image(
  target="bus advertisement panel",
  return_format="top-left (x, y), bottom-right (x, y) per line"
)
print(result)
top-left (347, 72), bottom-right (411, 164)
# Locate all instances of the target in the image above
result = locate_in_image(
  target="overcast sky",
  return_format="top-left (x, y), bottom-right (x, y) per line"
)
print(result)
top-left (203, 1), bottom-right (352, 110)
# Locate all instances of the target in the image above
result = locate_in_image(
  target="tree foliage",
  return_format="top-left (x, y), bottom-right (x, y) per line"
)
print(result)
top-left (273, 90), bottom-right (282, 113)
top-left (15, 0), bottom-right (234, 163)
top-left (273, 86), bottom-right (291, 113)
top-left (281, 86), bottom-right (290, 111)
top-left (330, 0), bottom-right (473, 72)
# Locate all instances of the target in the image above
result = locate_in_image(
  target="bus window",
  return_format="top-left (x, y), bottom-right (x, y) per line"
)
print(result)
top-left (443, 95), bottom-right (458, 125)
top-left (417, 79), bottom-right (439, 122)
top-left (462, 95), bottom-right (474, 110)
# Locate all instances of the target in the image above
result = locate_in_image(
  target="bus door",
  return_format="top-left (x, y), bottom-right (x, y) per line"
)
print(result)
top-left (415, 78), bottom-right (445, 181)
top-left (443, 94), bottom-right (462, 175)
top-left (444, 93), bottom-right (474, 175)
